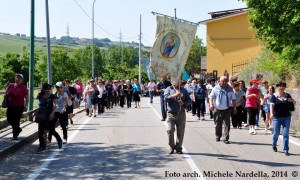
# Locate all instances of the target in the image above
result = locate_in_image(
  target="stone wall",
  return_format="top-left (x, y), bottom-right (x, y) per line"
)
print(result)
top-left (286, 89), bottom-right (300, 136)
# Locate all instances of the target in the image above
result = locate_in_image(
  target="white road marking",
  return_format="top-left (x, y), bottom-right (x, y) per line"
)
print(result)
top-left (26, 117), bottom-right (93, 180)
top-left (149, 103), bottom-right (206, 180)
top-left (279, 136), bottom-right (300, 147)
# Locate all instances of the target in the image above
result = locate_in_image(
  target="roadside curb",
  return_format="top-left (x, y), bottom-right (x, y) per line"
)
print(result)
top-left (0, 108), bottom-right (85, 159)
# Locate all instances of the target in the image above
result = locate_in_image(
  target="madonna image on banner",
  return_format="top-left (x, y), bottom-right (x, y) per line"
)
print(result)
top-left (160, 32), bottom-right (180, 59)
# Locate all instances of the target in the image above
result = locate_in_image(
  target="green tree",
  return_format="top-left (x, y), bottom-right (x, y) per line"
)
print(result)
top-left (185, 36), bottom-right (206, 75)
top-left (41, 49), bottom-right (83, 83)
top-left (241, 0), bottom-right (300, 54)
top-left (71, 46), bottom-right (105, 78)
top-left (0, 47), bottom-right (35, 88)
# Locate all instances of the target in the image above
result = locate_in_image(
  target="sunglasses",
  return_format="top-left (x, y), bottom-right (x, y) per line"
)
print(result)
top-left (55, 86), bottom-right (61, 88)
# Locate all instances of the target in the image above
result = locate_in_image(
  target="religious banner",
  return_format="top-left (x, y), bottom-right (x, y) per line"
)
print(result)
top-left (150, 15), bottom-right (197, 83)
top-left (142, 59), bottom-right (155, 80)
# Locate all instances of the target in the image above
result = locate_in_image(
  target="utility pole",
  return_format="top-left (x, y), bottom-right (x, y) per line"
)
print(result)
top-left (92, 0), bottom-right (97, 78)
top-left (45, 0), bottom-right (52, 85)
top-left (29, 0), bottom-right (35, 115)
top-left (138, 14), bottom-right (142, 84)
top-left (119, 29), bottom-right (122, 79)
top-left (174, 8), bottom-right (177, 19)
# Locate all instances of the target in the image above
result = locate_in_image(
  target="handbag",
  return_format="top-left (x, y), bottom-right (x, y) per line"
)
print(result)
top-left (1, 95), bottom-right (8, 108)
top-left (73, 98), bottom-right (80, 109)
top-left (91, 94), bottom-right (98, 105)
top-left (285, 93), bottom-right (295, 112)
top-left (35, 108), bottom-right (48, 123)
top-left (288, 102), bottom-right (295, 111)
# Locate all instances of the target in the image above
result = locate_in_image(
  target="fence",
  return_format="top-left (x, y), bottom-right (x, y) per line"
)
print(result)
top-left (232, 60), bottom-right (252, 75)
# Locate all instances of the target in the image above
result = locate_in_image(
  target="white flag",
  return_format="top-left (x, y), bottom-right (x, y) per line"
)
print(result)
top-left (150, 16), bottom-right (197, 83)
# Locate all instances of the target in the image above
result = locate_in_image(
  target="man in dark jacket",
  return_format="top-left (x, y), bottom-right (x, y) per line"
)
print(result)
top-left (164, 80), bottom-right (191, 154)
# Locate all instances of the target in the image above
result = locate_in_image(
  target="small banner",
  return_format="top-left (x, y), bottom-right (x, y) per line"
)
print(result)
top-left (182, 68), bottom-right (190, 81)
top-left (150, 16), bottom-right (197, 83)
top-left (142, 59), bottom-right (155, 80)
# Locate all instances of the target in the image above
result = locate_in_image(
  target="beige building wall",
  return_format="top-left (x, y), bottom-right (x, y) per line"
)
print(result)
top-left (206, 13), bottom-right (261, 76)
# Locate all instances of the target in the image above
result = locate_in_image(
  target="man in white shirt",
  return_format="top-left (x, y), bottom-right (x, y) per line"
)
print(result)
top-left (148, 79), bottom-right (156, 103)
top-left (209, 76), bottom-right (237, 144)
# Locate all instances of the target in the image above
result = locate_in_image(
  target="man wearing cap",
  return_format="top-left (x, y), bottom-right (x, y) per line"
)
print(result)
top-left (157, 76), bottom-right (172, 121)
top-left (5, 74), bottom-right (28, 140)
top-left (164, 80), bottom-right (191, 154)
top-left (209, 76), bottom-right (237, 144)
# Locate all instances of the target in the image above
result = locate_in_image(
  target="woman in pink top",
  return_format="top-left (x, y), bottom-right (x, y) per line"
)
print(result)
top-left (245, 79), bottom-right (260, 135)
top-left (74, 78), bottom-right (83, 106)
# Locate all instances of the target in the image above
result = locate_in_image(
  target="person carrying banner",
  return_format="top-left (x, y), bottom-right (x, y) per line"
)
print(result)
top-left (164, 80), bottom-right (191, 154)
top-left (157, 76), bottom-right (172, 121)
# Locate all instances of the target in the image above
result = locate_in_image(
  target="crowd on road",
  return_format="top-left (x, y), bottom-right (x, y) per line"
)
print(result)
top-left (2, 73), bottom-right (296, 156)
top-left (154, 75), bottom-right (296, 156)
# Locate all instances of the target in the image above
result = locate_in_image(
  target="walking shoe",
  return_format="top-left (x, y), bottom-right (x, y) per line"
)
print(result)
top-left (63, 139), bottom-right (67, 144)
top-left (284, 151), bottom-right (289, 156)
top-left (272, 146), bottom-right (277, 152)
top-left (198, 117), bottom-right (200, 120)
top-left (251, 130), bottom-right (257, 135)
top-left (255, 125), bottom-right (258, 130)
top-left (70, 120), bottom-right (73, 124)
top-left (216, 138), bottom-right (220, 142)
top-left (168, 147), bottom-right (175, 154)
top-left (223, 140), bottom-right (230, 144)
top-left (161, 118), bottom-right (165, 121)
top-left (176, 150), bottom-right (183, 154)
top-left (37, 147), bottom-right (46, 153)
top-left (249, 129), bottom-right (253, 134)
top-left (201, 117), bottom-right (205, 121)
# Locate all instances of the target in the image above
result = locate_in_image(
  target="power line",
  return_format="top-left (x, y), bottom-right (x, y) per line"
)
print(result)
top-left (141, 35), bottom-right (152, 46)
top-left (122, 35), bottom-right (139, 40)
top-left (73, 0), bottom-right (120, 39)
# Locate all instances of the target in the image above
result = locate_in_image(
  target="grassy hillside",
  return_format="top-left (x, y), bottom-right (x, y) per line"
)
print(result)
top-left (0, 34), bottom-right (150, 54)
top-left (0, 35), bottom-right (47, 54)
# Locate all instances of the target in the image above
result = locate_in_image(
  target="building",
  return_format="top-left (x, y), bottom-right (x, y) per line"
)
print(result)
top-left (199, 8), bottom-right (261, 77)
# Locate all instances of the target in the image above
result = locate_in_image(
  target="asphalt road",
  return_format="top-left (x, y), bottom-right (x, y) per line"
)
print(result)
top-left (0, 96), bottom-right (300, 180)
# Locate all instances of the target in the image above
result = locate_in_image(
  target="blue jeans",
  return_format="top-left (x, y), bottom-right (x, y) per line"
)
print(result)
top-left (272, 116), bottom-right (291, 151)
top-left (150, 91), bottom-right (154, 103)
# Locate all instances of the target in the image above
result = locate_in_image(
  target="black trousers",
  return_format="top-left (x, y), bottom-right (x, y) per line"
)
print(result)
top-left (47, 116), bottom-right (62, 143)
top-left (6, 106), bottom-right (24, 138)
top-left (196, 99), bottom-right (206, 118)
top-left (54, 112), bottom-right (68, 140)
top-left (126, 94), bottom-right (132, 108)
top-left (231, 105), bottom-right (243, 128)
top-left (247, 107), bottom-right (258, 125)
top-left (119, 96), bottom-right (125, 108)
top-left (98, 98), bottom-right (105, 114)
top-left (191, 101), bottom-right (197, 115)
top-left (38, 120), bottom-right (48, 148)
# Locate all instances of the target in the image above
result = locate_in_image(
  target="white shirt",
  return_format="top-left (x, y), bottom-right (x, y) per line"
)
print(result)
top-left (148, 82), bottom-right (156, 91)
top-left (97, 85), bottom-right (106, 98)
top-left (209, 85), bottom-right (236, 110)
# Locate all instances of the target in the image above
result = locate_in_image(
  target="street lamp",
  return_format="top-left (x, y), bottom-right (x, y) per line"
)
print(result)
top-left (92, 0), bottom-right (97, 78)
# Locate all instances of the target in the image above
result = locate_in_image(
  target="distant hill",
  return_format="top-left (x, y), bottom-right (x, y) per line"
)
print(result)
top-left (0, 32), bottom-right (151, 54)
